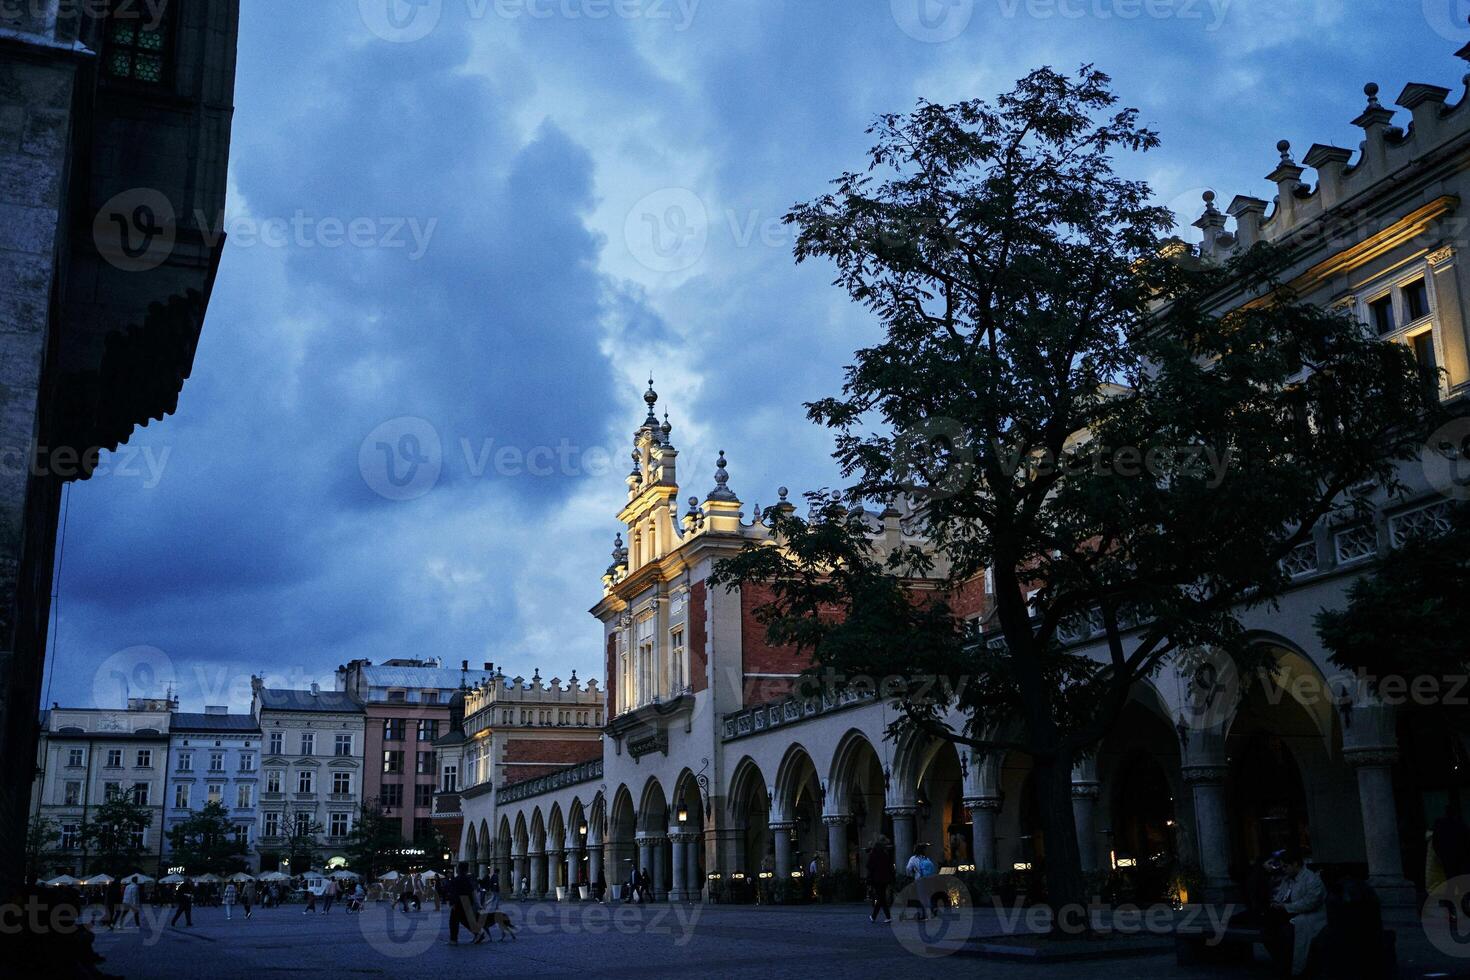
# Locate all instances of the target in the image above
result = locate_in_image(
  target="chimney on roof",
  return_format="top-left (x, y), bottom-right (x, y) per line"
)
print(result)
top-left (205, 705), bottom-right (227, 715)
top-left (462, 660), bottom-right (469, 672)
top-left (484, 662), bottom-right (493, 673)
top-left (310, 682), bottom-right (320, 696)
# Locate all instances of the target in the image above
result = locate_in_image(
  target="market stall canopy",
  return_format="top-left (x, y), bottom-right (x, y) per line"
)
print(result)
top-left (257, 871), bottom-right (291, 881)
top-left (83, 874), bottom-right (114, 885)
top-left (45, 875), bottom-right (80, 886)
top-left (126, 873), bottom-right (155, 883)
top-left (329, 870), bottom-right (360, 880)
top-left (192, 873), bottom-right (222, 883)
top-left (378, 871), bottom-right (401, 880)
top-left (159, 874), bottom-right (186, 884)
top-left (228, 872), bottom-right (254, 881)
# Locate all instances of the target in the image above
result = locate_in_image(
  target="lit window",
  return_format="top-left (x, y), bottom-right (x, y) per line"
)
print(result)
top-left (103, 2), bottom-right (174, 85)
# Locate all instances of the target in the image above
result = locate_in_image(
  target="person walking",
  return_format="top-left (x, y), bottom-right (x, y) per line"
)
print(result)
top-left (321, 876), bottom-right (337, 914)
top-left (303, 880), bottom-right (318, 914)
top-left (104, 878), bottom-right (123, 930)
top-left (487, 869), bottom-right (501, 912)
top-left (866, 838), bottom-right (895, 923)
top-left (241, 879), bottom-right (254, 920)
top-left (446, 862), bottom-right (484, 946)
top-left (904, 844), bottom-right (936, 920)
top-left (222, 881), bottom-right (238, 921)
top-left (171, 879), bottom-right (194, 928)
top-left (120, 876), bottom-right (142, 928)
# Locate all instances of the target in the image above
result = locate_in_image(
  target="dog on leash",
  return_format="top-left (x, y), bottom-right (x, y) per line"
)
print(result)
top-left (481, 909), bottom-right (516, 941)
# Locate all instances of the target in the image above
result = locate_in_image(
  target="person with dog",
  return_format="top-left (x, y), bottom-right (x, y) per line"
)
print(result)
top-left (446, 862), bottom-right (486, 946)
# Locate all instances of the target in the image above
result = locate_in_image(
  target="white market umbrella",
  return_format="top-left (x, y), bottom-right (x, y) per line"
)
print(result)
top-left (228, 872), bottom-right (255, 882)
top-left (192, 873), bottom-right (222, 883)
top-left (418, 869), bottom-right (439, 878)
top-left (126, 873), bottom-right (155, 884)
top-left (83, 874), bottom-right (114, 885)
top-left (329, 870), bottom-right (360, 880)
top-left (158, 873), bottom-right (186, 884)
top-left (46, 874), bottom-right (80, 886)
top-left (257, 871), bottom-right (290, 882)
top-left (378, 870), bottom-right (401, 881)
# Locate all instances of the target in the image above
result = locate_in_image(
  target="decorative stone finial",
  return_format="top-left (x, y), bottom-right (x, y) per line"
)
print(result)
top-left (707, 450), bottom-right (738, 502)
top-left (1276, 139), bottom-right (1292, 162)
top-left (1202, 190), bottom-right (1217, 212)
top-left (661, 411), bottom-right (672, 439)
top-left (643, 376), bottom-right (659, 425)
top-left (1364, 82), bottom-right (1380, 106)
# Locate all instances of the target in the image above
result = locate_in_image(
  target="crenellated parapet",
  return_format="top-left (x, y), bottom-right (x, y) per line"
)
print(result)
top-left (463, 667), bottom-right (604, 717)
top-left (1183, 35), bottom-right (1470, 264)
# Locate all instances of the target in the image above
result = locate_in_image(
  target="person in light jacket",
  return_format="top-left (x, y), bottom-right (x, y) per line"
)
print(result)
top-left (120, 876), bottom-right (142, 928)
top-left (1270, 849), bottom-right (1327, 976)
top-left (222, 881), bottom-right (238, 921)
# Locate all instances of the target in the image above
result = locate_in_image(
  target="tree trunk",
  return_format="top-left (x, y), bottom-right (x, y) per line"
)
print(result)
top-left (1030, 750), bottom-right (1088, 934)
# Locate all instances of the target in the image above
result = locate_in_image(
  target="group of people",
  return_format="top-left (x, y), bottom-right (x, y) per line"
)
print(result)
top-left (863, 840), bottom-right (940, 923)
top-left (100, 876), bottom-right (147, 929)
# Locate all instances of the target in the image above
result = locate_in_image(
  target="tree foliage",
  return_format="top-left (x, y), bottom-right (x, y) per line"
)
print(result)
top-left (165, 801), bottom-right (248, 876)
top-left (24, 815), bottom-right (60, 884)
top-left (79, 796), bottom-right (152, 877)
top-left (1318, 503), bottom-right (1470, 683)
top-left (343, 799), bottom-right (403, 878)
top-left (711, 65), bottom-right (1438, 912)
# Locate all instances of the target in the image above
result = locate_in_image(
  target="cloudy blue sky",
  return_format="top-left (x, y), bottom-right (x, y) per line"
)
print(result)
top-left (46, 0), bottom-right (1456, 710)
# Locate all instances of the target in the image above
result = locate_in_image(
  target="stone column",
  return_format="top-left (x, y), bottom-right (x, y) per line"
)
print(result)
top-left (514, 853), bottom-right (528, 896)
top-left (567, 846), bottom-right (581, 896)
top-left (771, 822), bottom-right (794, 880)
top-left (1182, 764), bottom-right (1232, 901)
top-left (669, 834), bottom-right (688, 900)
top-left (1071, 779), bottom-right (1101, 874)
top-left (824, 816), bottom-right (849, 872)
top-left (965, 797), bottom-right (999, 871)
top-left (588, 845), bottom-right (604, 894)
top-left (685, 833), bottom-right (703, 900)
top-left (887, 807), bottom-right (916, 867)
top-left (636, 834), bottom-right (654, 894)
top-left (549, 849), bottom-right (565, 895)
top-left (1347, 747), bottom-right (1416, 911)
top-left (529, 851), bottom-right (547, 899)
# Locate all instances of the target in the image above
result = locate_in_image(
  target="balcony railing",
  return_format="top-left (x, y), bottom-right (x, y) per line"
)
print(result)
top-left (497, 759), bottom-right (603, 805)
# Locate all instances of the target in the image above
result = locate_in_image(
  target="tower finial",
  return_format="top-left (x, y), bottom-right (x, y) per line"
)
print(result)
top-left (643, 376), bottom-right (659, 425)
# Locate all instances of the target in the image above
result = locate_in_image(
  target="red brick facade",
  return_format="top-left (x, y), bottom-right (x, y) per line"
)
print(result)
top-left (740, 583), bottom-right (813, 707)
top-left (501, 737), bottom-right (603, 784)
top-left (689, 580), bottom-right (709, 693)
